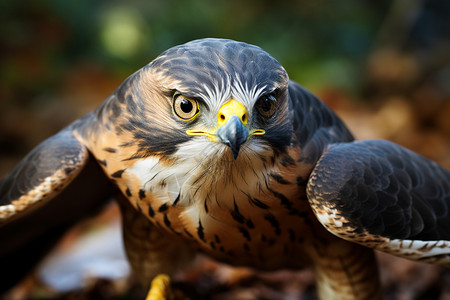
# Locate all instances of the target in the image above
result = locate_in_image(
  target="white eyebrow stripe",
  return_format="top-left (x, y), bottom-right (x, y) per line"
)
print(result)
top-left (198, 77), bottom-right (232, 111)
top-left (231, 73), bottom-right (266, 108)
top-left (195, 73), bottom-right (268, 112)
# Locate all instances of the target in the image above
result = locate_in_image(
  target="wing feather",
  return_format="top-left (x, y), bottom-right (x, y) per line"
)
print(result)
top-left (0, 128), bottom-right (115, 292)
top-left (307, 139), bottom-right (450, 265)
top-left (0, 130), bottom-right (87, 220)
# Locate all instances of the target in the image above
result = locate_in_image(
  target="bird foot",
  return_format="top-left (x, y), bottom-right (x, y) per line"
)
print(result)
top-left (145, 274), bottom-right (189, 300)
top-left (145, 274), bottom-right (172, 300)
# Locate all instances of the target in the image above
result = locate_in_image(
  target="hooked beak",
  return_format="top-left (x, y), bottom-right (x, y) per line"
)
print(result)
top-left (186, 99), bottom-right (264, 160)
top-left (217, 115), bottom-right (248, 159)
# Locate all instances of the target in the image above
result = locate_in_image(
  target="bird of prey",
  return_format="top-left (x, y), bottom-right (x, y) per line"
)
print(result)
top-left (1, 38), bottom-right (449, 299)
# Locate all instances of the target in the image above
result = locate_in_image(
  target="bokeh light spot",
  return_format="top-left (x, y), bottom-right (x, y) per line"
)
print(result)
top-left (100, 7), bottom-right (149, 59)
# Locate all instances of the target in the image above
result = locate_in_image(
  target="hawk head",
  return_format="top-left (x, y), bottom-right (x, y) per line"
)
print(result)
top-left (106, 38), bottom-right (293, 166)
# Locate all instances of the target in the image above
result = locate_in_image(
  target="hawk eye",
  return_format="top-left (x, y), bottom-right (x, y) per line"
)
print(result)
top-left (173, 93), bottom-right (200, 120)
top-left (256, 94), bottom-right (277, 120)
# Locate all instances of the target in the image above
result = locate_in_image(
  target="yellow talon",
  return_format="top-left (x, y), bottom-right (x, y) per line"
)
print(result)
top-left (145, 274), bottom-right (172, 300)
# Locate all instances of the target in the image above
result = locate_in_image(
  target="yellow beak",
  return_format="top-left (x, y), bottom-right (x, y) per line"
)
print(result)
top-left (186, 99), bottom-right (265, 159)
top-left (217, 99), bottom-right (248, 126)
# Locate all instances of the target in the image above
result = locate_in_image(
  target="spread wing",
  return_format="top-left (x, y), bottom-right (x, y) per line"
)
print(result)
top-left (0, 128), bottom-right (115, 292)
top-left (307, 139), bottom-right (450, 266)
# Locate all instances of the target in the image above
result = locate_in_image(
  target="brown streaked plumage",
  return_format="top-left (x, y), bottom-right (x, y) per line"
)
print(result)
top-left (1, 38), bottom-right (449, 299)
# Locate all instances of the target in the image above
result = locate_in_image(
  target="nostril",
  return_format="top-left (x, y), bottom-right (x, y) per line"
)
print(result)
top-left (242, 114), bottom-right (247, 123)
top-left (220, 114), bottom-right (226, 121)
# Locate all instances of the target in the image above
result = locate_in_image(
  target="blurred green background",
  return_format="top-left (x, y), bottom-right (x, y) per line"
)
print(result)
top-left (0, 0), bottom-right (449, 167)
top-left (1, 0), bottom-right (385, 90)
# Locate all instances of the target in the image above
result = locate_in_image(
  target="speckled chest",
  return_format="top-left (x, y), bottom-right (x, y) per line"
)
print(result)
top-left (112, 149), bottom-right (319, 269)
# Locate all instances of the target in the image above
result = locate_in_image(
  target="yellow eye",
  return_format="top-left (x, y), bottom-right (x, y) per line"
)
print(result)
top-left (256, 94), bottom-right (277, 120)
top-left (173, 93), bottom-right (200, 120)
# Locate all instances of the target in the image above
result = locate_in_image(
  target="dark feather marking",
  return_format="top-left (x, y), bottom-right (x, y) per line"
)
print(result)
top-left (263, 172), bottom-right (271, 191)
top-left (296, 177), bottom-right (308, 186)
top-left (115, 80), bottom-right (128, 104)
top-left (131, 121), bottom-right (190, 157)
top-left (297, 155), bottom-right (315, 164)
top-left (192, 185), bottom-right (203, 200)
top-left (170, 227), bottom-right (182, 236)
top-left (103, 147), bottom-right (117, 153)
top-left (122, 155), bottom-right (145, 162)
top-left (120, 141), bottom-right (135, 147)
top-left (192, 168), bottom-right (210, 186)
top-left (115, 125), bottom-right (124, 135)
top-left (270, 172), bottom-right (291, 185)
top-left (110, 100), bottom-right (121, 119)
top-left (210, 242), bottom-right (216, 250)
top-left (230, 200), bottom-right (245, 224)
top-left (139, 189), bottom-right (146, 200)
top-left (291, 210), bottom-right (309, 219)
top-left (219, 246), bottom-right (225, 253)
top-left (264, 213), bottom-right (281, 235)
top-left (149, 172), bottom-right (161, 182)
top-left (126, 95), bottom-right (138, 114)
top-left (204, 199), bottom-right (209, 213)
top-left (119, 121), bottom-right (136, 133)
top-left (126, 94), bottom-right (134, 104)
top-left (184, 229), bottom-right (194, 238)
top-left (125, 188), bottom-right (132, 197)
top-left (197, 220), bottom-right (206, 242)
top-left (240, 167), bottom-right (250, 186)
top-left (105, 123), bottom-right (112, 131)
top-left (97, 159), bottom-right (107, 167)
top-left (249, 197), bottom-right (270, 209)
top-left (158, 203), bottom-right (169, 212)
top-left (269, 187), bottom-right (293, 207)
top-left (148, 205), bottom-right (155, 217)
top-left (213, 190), bottom-right (222, 208)
top-left (239, 226), bottom-right (251, 241)
top-left (111, 169), bottom-right (125, 178)
top-left (163, 214), bottom-right (171, 227)
top-left (246, 219), bottom-right (254, 229)
top-left (270, 154), bottom-right (276, 165)
top-left (280, 155), bottom-right (296, 167)
top-left (214, 234), bottom-right (221, 244)
top-left (64, 167), bottom-right (74, 175)
top-left (243, 243), bottom-right (249, 251)
top-left (173, 194), bottom-right (181, 206)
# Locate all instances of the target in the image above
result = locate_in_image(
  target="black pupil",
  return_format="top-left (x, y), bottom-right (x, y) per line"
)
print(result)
top-left (180, 99), bottom-right (193, 113)
top-left (260, 96), bottom-right (274, 112)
